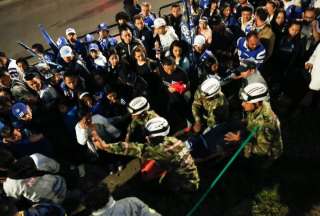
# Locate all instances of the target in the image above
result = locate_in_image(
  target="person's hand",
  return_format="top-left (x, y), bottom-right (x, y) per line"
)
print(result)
top-left (224, 131), bottom-right (241, 142)
top-left (193, 122), bottom-right (202, 133)
top-left (91, 130), bottom-right (108, 150)
top-left (305, 63), bottom-right (313, 71)
top-left (168, 86), bottom-right (176, 93)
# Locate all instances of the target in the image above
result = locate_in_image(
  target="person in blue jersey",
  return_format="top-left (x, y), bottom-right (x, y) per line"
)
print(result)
top-left (236, 31), bottom-right (266, 68)
top-left (97, 22), bottom-right (118, 58)
top-left (65, 28), bottom-right (87, 59)
top-left (140, 2), bottom-right (156, 28)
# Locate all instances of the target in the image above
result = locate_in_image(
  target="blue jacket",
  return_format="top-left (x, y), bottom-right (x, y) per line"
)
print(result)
top-left (237, 37), bottom-right (266, 68)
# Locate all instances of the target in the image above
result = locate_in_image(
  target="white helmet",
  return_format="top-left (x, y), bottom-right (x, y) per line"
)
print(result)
top-left (200, 78), bottom-right (221, 99)
top-left (145, 117), bottom-right (170, 138)
top-left (241, 83), bottom-right (268, 103)
top-left (128, 96), bottom-right (150, 115)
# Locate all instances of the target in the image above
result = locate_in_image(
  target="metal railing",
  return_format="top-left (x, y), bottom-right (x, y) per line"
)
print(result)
top-left (23, 0), bottom-right (184, 63)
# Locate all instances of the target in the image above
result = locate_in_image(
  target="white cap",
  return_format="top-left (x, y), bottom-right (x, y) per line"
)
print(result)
top-left (66, 28), bottom-right (76, 35)
top-left (200, 78), bottom-right (221, 99)
top-left (241, 83), bottom-right (268, 103)
top-left (145, 117), bottom-right (170, 138)
top-left (153, 18), bottom-right (166, 28)
top-left (128, 96), bottom-right (150, 115)
top-left (59, 46), bottom-right (73, 58)
top-left (193, 35), bottom-right (206, 47)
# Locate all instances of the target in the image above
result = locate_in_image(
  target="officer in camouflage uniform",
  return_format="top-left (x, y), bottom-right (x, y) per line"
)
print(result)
top-left (224, 83), bottom-right (283, 161)
top-left (92, 117), bottom-right (200, 192)
top-left (192, 78), bottom-right (229, 133)
top-left (125, 96), bottom-right (159, 142)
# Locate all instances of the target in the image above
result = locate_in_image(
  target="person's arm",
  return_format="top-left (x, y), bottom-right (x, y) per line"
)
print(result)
top-left (92, 129), bottom-right (145, 158)
top-left (75, 122), bottom-right (89, 145)
top-left (29, 153), bottom-right (60, 173)
top-left (312, 20), bottom-right (320, 43)
top-left (192, 90), bottom-right (203, 123)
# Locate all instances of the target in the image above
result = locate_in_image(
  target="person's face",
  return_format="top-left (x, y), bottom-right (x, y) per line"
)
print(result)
top-left (0, 57), bottom-right (8, 66)
top-left (247, 36), bottom-right (259, 50)
top-left (171, 6), bottom-right (181, 18)
top-left (240, 69), bottom-right (252, 78)
top-left (4, 128), bottom-right (22, 143)
top-left (238, 0), bottom-right (247, 4)
top-left (107, 92), bottom-right (117, 104)
top-left (242, 11), bottom-right (252, 22)
top-left (275, 12), bottom-right (285, 26)
top-left (135, 18), bottom-right (145, 30)
top-left (99, 30), bottom-right (109, 38)
top-left (242, 101), bottom-right (256, 112)
top-left (90, 50), bottom-right (99, 59)
top-left (82, 95), bottom-right (93, 108)
top-left (20, 106), bottom-right (33, 121)
top-left (64, 76), bottom-right (78, 90)
top-left (193, 44), bottom-right (203, 53)
top-left (265, 3), bottom-right (275, 15)
top-left (199, 21), bottom-right (207, 29)
top-left (67, 33), bottom-right (77, 43)
top-left (134, 51), bottom-right (145, 62)
top-left (63, 55), bottom-right (74, 63)
top-left (155, 26), bottom-right (166, 35)
top-left (303, 11), bottom-right (315, 23)
top-left (141, 5), bottom-right (150, 16)
top-left (288, 24), bottom-right (301, 38)
top-left (26, 77), bottom-right (42, 92)
top-left (210, 2), bottom-right (218, 11)
top-left (51, 73), bottom-right (62, 86)
top-left (223, 7), bottom-right (231, 17)
top-left (163, 64), bottom-right (175, 75)
top-left (17, 62), bottom-right (27, 73)
top-left (108, 54), bottom-right (119, 67)
top-left (121, 30), bottom-right (132, 44)
top-left (0, 74), bottom-right (11, 88)
top-left (211, 63), bottom-right (219, 73)
top-left (81, 113), bottom-right (92, 126)
top-left (172, 46), bottom-right (182, 58)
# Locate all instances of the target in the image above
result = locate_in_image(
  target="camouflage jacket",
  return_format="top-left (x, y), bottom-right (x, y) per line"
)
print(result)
top-left (192, 89), bottom-right (229, 127)
top-left (104, 136), bottom-right (200, 191)
top-left (244, 102), bottom-right (283, 159)
top-left (126, 110), bottom-right (159, 141)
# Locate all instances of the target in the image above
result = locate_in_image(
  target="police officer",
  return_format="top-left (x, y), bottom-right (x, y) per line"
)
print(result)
top-left (224, 83), bottom-right (283, 161)
top-left (92, 116), bottom-right (200, 192)
top-left (192, 78), bottom-right (229, 133)
top-left (125, 96), bottom-right (159, 142)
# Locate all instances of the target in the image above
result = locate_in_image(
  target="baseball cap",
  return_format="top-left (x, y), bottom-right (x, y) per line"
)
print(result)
top-left (98, 23), bottom-right (109, 31)
top-left (65, 28), bottom-right (76, 35)
top-left (199, 16), bottom-right (209, 23)
top-left (193, 35), bottom-right (206, 47)
top-left (59, 46), bottom-right (73, 58)
top-left (153, 18), bottom-right (166, 28)
top-left (11, 102), bottom-right (28, 119)
top-left (89, 43), bottom-right (100, 51)
top-left (236, 60), bottom-right (257, 73)
top-left (84, 34), bottom-right (95, 43)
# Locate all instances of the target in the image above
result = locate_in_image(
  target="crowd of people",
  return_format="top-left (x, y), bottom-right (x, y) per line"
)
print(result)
top-left (0, 0), bottom-right (319, 215)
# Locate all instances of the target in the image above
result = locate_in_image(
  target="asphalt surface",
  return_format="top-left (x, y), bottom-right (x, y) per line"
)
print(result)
top-left (0, 0), bottom-right (174, 58)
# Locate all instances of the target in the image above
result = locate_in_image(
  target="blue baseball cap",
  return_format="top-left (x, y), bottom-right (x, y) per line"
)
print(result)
top-left (89, 43), bottom-right (100, 51)
top-left (98, 23), bottom-right (108, 31)
top-left (11, 102), bottom-right (28, 119)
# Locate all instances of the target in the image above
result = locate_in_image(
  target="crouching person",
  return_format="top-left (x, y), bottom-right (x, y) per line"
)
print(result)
top-left (224, 83), bottom-right (283, 166)
top-left (84, 183), bottom-right (161, 216)
top-left (91, 117), bottom-right (200, 192)
top-left (0, 149), bottom-right (67, 204)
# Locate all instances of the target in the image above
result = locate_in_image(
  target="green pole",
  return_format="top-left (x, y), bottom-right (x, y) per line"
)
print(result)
top-left (186, 126), bottom-right (259, 216)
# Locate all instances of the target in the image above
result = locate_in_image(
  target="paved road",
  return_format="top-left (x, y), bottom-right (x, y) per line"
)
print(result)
top-left (0, 0), bottom-right (174, 58)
